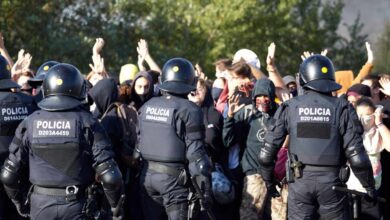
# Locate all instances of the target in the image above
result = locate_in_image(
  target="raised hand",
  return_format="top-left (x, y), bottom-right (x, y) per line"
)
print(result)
top-left (137, 39), bottom-right (149, 59)
top-left (89, 54), bottom-right (107, 76)
top-left (93, 38), bottom-right (105, 55)
top-left (266, 42), bottom-right (276, 66)
top-left (366, 42), bottom-right (373, 63)
top-left (227, 94), bottom-right (245, 118)
top-left (11, 49), bottom-right (32, 76)
top-left (321, 49), bottom-right (328, 56)
top-left (281, 89), bottom-right (293, 102)
top-left (195, 63), bottom-right (208, 80)
top-left (300, 51), bottom-right (313, 61)
top-left (379, 77), bottom-right (390, 96)
top-left (301, 49), bottom-right (327, 61)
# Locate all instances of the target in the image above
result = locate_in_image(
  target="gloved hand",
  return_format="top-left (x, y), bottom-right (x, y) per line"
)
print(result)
top-left (201, 191), bottom-right (213, 211)
top-left (111, 207), bottom-right (123, 220)
top-left (265, 181), bottom-right (280, 198)
top-left (12, 199), bottom-right (29, 218)
top-left (365, 187), bottom-right (378, 204)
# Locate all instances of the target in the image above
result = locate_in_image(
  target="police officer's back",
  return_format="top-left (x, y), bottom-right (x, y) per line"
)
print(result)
top-left (138, 58), bottom-right (212, 220)
top-left (0, 54), bottom-right (36, 220)
top-left (0, 63), bottom-right (124, 220)
top-left (259, 55), bottom-right (376, 220)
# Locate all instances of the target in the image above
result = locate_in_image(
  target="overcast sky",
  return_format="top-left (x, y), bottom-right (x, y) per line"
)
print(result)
top-left (338, 0), bottom-right (390, 43)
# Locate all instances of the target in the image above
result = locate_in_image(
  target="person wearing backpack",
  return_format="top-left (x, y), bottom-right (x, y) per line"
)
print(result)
top-left (89, 78), bottom-right (140, 219)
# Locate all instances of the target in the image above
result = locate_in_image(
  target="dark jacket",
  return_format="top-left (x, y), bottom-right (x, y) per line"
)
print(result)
top-left (201, 86), bottom-right (225, 165)
top-left (89, 78), bottom-right (119, 119)
top-left (223, 78), bottom-right (277, 175)
top-left (130, 71), bottom-right (154, 110)
top-left (89, 79), bottom-right (130, 170)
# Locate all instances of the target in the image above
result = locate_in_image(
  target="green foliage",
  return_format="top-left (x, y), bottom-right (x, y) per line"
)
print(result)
top-left (0, 0), bottom-right (368, 78)
top-left (374, 21), bottom-right (390, 74)
top-left (332, 14), bottom-right (368, 73)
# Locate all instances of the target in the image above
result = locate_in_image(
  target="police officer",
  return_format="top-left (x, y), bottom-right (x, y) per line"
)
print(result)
top-left (0, 63), bottom-right (124, 219)
top-left (27, 60), bottom-right (59, 103)
top-left (138, 58), bottom-right (212, 220)
top-left (259, 55), bottom-right (376, 219)
top-left (0, 54), bottom-right (37, 220)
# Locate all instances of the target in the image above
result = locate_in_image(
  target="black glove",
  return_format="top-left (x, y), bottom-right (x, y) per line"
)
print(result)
top-left (365, 187), bottom-right (378, 204)
top-left (111, 207), bottom-right (123, 220)
top-left (12, 199), bottom-right (29, 218)
top-left (265, 182), bottom-right (280, 198)
top-left (200, 191), bottom-right (213, 211)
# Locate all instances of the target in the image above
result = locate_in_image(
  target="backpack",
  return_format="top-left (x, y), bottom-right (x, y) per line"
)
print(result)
top-left (101, 102), bottom-right (138, 168)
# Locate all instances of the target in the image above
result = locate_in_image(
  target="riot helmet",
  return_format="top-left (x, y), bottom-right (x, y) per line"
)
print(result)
top-left (38, 63), bottom-right (87, 111)
top-left (299, 55), bottom-right (341, 93)
top-left (0, 54), bottom-right (20, 89)
top-left (28, 60), bottom-right (59, 88)
top-left (159, 58), bottom-right (196, 94)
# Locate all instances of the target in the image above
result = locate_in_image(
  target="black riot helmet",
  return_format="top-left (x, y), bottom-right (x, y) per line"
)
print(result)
top-left (0, 54), bottom-right (20, 89)
top-left (28, 60), bottom-right (59, 88)
top-left (299, 54), bottom-right (341, 93)
top-left (38, 63), bottom-right (87, 111)
top-left (159, 58), bottom-right (196, 94)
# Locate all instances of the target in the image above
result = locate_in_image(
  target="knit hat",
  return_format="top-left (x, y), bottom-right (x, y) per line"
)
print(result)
top-left (347, 83), bottom-right (371, 97)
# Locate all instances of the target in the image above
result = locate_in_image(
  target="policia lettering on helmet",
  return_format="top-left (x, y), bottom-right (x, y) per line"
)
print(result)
top-left (0, 63), bottom-right (124, 220)
top-left (0, 54), bottom-right (37, 220)
top-left (138, 58), bottom-right (212, 220)
top-left (259, 55), bottom-right (376, 219)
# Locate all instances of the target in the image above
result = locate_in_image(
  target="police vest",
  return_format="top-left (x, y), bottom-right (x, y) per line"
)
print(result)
top-left (0, 92), bottom-right (36, 155)
top-left (139, 97), bottom-right (187, 163)
top-left (27, 111), bottom-right (94, 187)
top-left (288, 93), bottom-right (343, 166)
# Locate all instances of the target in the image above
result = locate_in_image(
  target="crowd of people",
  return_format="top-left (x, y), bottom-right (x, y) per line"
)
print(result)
top-left (0, 31), bottom-right (389, 220)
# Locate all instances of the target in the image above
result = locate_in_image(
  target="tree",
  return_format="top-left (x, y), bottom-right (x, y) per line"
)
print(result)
top-left (374, 21), bottom-right (390, 74)
top-left (332, 14), bottom-right (368, 73)
top-left (0, 0), bottom-right (369, 78)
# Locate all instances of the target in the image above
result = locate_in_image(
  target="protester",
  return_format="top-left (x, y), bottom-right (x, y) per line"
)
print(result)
top-left (89, 78), bottom-right (140, 220)
top-left (212, 58), bottom-right (231, 102)
top-left (347, 97), bottom-right (390, 219)
top-left (346, 83), bottom-right (372, 107)
top-left (224, 78), bottom-right (285, 219)
top-left (362, 75), bottom-right (383, 104)
top-left (129, 71), bottom-right (154, 110)
top-left (189, 78), bottom-right (232, 220)
top-left (282, 75), bottom-right (298, 97)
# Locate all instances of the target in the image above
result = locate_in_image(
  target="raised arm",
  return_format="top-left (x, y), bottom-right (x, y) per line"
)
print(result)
top-left (0, 32), bottom-right (14, 67)
top-left (266, 42), bottom-right (286, 90)
top-left (137, 39), bottom-right (161, 73)
top-left (352, 42), bottom-right (374, 84)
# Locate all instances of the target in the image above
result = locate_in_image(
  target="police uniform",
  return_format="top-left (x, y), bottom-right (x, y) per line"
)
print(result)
top-left (0, 55), bottom-right (37, 220)
top-left (138, 58), bottom-right (212, 220)
top-left (259, 55), bottom-right (376, 220)
top-left (1, 63), bottom-right (124, 220)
